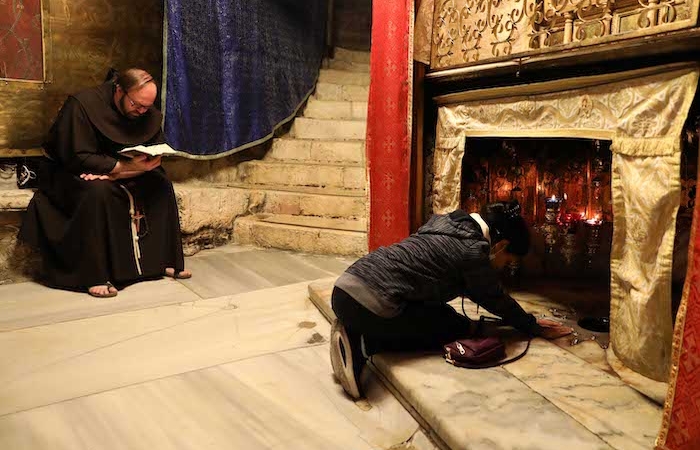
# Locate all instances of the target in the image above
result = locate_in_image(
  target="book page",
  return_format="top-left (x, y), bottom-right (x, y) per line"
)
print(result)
top-left (119, 143), bottom-right (179, 158)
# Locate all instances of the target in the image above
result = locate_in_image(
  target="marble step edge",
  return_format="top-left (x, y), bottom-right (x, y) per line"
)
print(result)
top-left (333, 48), bottom-right (372, 64)
top-left (306, 280), bottom-right (661, 450)
top-left (323, 59), bottom-right (370, 73)
top-left (241, 158), bottom-right (365, 169)
top-left (267, 138), bottom-right (365, 164)
top-left (314, 83), bottom-right (369, 102)
top-left (222, 182), bottom-right (366, 198)
top-left (250, 213), bottom-right (366, 233)
top-left (302, 98), bottom-right (368, 121)
top-left (289, 118), bottom-right (367, 141)
top-left (233, 215), bottom-right (367, 257)
top-left (318, 69), bottom-right (370, 86)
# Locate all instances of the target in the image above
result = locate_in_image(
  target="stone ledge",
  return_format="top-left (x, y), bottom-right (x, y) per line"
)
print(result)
top-left (234, 215), bottom-right (367, 256)
top-left (307, 279), bottom-right (662, 450)
top-left (0, 189), bottom-right (34, 212)
top-left (0, 184), bottom-right (368, 283)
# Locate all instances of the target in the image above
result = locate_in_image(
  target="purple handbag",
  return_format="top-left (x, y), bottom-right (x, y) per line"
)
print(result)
top-left (444, 337), bottom-right (507, 369)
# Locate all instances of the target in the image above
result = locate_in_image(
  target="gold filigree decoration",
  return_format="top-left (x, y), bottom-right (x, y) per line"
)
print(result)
top-left (431, 0), bottom-right (695, 68)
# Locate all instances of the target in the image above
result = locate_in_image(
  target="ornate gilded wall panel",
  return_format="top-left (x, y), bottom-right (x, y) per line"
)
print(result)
top-left (0, 0), bottom-right (44, 80)
top-left (430, 0), bottom-right (700, 69)
top-left (0, 86), bottom-right (46, 150)
top-left (0, 0), bottom-right (163, 157)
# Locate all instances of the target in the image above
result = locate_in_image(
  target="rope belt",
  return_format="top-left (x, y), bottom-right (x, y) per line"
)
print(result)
top-left (119, 184), bottom-right (143, 276)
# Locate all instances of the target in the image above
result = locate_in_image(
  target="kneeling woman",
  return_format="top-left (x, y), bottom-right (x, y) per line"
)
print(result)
top-left (330, 201), bottom-right (572, 399)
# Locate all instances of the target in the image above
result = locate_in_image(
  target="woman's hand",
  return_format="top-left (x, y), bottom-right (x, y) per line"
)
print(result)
top-left (537, 318), bottom-right (574, 340)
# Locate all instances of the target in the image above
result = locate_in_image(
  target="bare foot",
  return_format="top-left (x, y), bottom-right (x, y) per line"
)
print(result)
top-left (164, 267), bottom-right (192, 279)
top-left (88, 283), bottom-right (118, 298)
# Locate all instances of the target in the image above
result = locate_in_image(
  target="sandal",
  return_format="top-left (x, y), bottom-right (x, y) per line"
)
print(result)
top-left (88, 281), bottom-right (118, 298)
top-left (164, 268), bottom-right (192, 279)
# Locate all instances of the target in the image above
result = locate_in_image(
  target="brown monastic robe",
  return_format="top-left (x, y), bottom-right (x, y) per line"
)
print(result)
top-left (20, 81), bottom-right (185, 290)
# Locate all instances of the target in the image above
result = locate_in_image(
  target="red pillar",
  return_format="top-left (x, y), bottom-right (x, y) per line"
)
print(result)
top-left (365, 0), bottom-right (413, 250)
top-left (658, 158), bottom-right (700, 449)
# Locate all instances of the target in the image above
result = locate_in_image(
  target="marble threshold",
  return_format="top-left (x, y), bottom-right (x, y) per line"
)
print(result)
top-left (308, 278), bottom-right (663, 450)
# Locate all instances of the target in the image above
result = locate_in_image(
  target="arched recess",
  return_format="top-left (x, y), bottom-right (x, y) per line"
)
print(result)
top-left (430, 63), bottom-right (700, 449)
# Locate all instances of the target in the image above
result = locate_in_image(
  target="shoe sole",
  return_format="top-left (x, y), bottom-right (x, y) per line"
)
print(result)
top-left (330, 320), bottom-right (362, 399)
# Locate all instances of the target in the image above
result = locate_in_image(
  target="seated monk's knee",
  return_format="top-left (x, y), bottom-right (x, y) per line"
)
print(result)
top-left (80, 180), bottom-right (120, 204)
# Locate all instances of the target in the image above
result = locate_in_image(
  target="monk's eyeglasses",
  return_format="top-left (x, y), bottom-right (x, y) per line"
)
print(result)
top-left (124, 91), bottom-right (150, 111)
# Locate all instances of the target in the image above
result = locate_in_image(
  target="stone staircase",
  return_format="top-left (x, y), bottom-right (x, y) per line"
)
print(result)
top-left (229, 47), bottom-right (370, 256)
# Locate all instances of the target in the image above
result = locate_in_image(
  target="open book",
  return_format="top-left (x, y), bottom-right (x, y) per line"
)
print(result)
top-left (119, 143), bottom-right (180, 158)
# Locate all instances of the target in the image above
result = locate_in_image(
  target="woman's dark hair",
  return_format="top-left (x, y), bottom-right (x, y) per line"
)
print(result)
top-left (481, 200), bottom-right (530, 256)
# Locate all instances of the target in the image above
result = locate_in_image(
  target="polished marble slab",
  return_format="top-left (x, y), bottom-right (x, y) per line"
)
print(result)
top-left (0, 345), bottom-right (420, 450)
top-left (372, 353), bottom-right (613, 450)
top-left (503, 340), bottom-right (661, 450)
top-left (179, 246), bottom-right (354, 299)
top-left (0, 278), bottom-right (201, 332)
top-left (0, 281), bottom-right (330, 416)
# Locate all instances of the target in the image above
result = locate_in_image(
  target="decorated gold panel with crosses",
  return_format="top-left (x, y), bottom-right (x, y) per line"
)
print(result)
top-left (430, 0), bottom-right (700, 69)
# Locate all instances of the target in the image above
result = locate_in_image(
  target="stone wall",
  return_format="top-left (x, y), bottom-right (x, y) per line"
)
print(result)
top-left (333, 0), bottom-right (371, 51)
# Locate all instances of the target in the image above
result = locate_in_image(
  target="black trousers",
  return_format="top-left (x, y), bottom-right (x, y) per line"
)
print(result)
top-left (331, 287), bottom-right (473, 356)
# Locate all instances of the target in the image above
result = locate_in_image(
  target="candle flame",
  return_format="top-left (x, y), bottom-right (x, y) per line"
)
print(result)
top-left (550, 195), bottom-right (556, 200)
top-left (564, 193), bottom-right (568, 200)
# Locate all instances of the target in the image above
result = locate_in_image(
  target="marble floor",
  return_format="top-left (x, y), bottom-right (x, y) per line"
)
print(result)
top-left (0, 245), bottom-right (436, 450)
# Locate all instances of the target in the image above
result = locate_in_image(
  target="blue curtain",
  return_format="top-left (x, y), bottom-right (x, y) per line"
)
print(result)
top-left (164, 0), bottom-right (328, 157)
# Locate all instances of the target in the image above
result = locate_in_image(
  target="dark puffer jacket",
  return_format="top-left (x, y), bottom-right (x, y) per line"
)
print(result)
top-left (335, 209), bottom-right (542, 335)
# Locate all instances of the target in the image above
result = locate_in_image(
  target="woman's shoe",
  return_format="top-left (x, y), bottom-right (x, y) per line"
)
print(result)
top-left (330, 320), bottom-right (365, 400)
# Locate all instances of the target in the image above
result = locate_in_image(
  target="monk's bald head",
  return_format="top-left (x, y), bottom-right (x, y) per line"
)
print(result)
top-left (113, 68), bottom-right (157, 119)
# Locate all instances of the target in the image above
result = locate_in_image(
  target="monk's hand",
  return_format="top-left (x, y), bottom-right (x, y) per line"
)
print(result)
top-left (128, 155), bottom-right (161, 172)
top-left (537, 318), bottom-right (574, 340)
top-left (80, 173), bottom-right (111, 181)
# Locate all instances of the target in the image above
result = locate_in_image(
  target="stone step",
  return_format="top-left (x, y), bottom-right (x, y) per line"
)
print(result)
top-left (307, 280), bottom-right (663, 450)
top-left (302, 98), bottom-right (368, 121)
top-left (0, 189), bottom-right (38, 285)
top-left (267, 138), bottom-right (365, 164)
top-left (234, 214), bottom-right (367, 256)
top-left (225, 183), bottom-right (367, 219)
top-left (0, 189), bottom-right (34, 212)
top-left (290, 117), bottom-right (366, 141)
top-left (324, 59), bottom-right (370, 73)
top-left (318, 69), bottom-right (370, 86)
top-left (236, 160), bottom-right (366, 190)
top-left (174, 183), bottom-right (367, 256)
top-left (315, 82), bottom-right (369, 102)
top-left (334, 48), bottom-right (371, 64)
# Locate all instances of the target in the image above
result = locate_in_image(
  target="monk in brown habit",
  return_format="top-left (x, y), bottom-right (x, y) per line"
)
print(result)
top-left (20, 68), bottom-right (191, 298)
